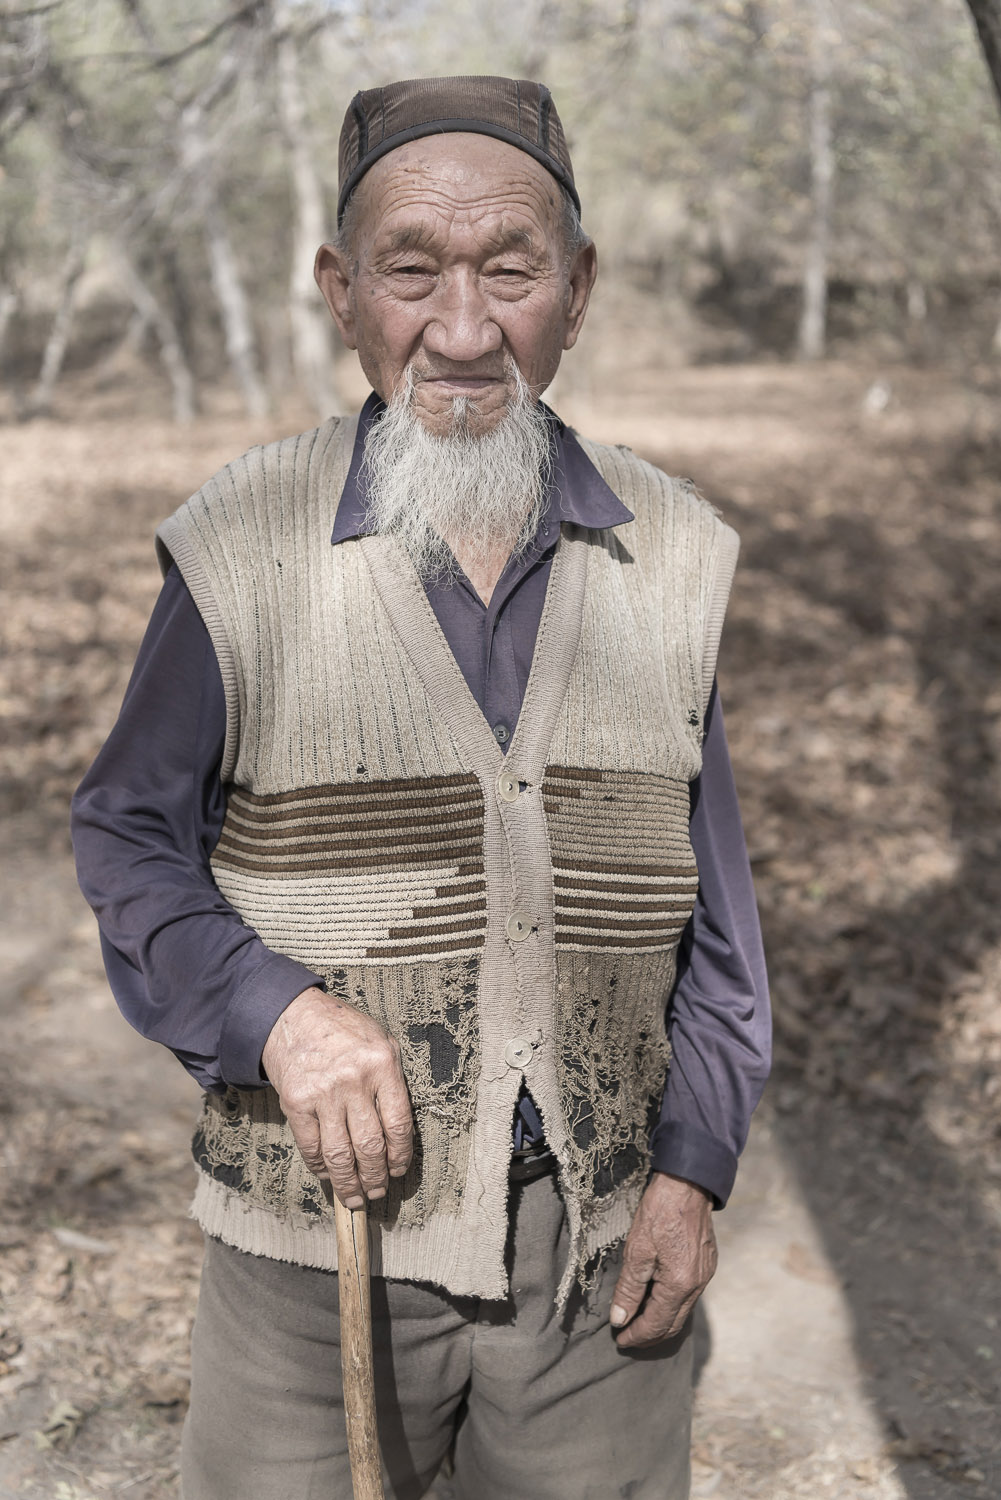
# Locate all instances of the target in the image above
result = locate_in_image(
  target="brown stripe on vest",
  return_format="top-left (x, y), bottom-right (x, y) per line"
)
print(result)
top-left (554, 873), bottom-right (698, 895)
top-left (212, 773), bottom-right (489, 961)
top-left (556, 912), bottom-right (689, 934)
top-left (544, 764), bottom-right (700, 953)
top-left (411, 893), bottom-right (486, 918)
top-left (554, 929), bottom-right (688, 950)
top-left (225, 790), bottom-right (483, 827)
top-left (543, 764), bottom-right (690, 805)
top-left (230, 771), bottom-right (480, 807)
top-left (385, 914), bottom-right (486, 940)
top-left (213, 847), bottom-right (485, 876)
top-left (552, 860), bottom-right (697, 879)
top-left (541, 764), bottom-right (605, 783)
top-left (213, 774), bottom-right (486, 884)
top-left (365, 933), bottom-right (487, 959)
top-left (556, 894), bottom-right (695, 915)
top-left (215, 824), bottom-right (482, 858)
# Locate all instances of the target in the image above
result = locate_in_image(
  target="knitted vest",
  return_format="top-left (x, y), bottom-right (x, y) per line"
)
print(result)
top-left (156, 415), bottom-right (738, 1307)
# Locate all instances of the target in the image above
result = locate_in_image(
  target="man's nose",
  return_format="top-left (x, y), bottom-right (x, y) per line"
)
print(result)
top-left (422, 272), bottom-right (503, 361)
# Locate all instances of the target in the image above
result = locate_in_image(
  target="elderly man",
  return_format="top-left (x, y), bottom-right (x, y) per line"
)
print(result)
top-left (73, 77), bottom-right (769, 1500)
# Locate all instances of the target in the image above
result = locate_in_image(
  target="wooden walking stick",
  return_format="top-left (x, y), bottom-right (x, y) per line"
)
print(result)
top-left (333, 1195), bottom-right (386, 1500)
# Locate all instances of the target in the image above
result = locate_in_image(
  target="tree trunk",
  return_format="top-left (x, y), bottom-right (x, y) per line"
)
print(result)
top-left (28, 239), bottom-right (87, 414)
top-left (0, 286), bottom-right (17, 363)
top-left (963, 2), bottom-right (1001, 348)
top-left (202, 199), bottom-right (269, 419)
top-left (91, 306), bottom-right (150, 388)
top-left (118, 255), bottom-right (199, 423)
top-left (132, 8), bottom-right (270, 421)
top-left (966, 0), bottom-right (1001, 115)
top-left (0, 286), bottom-right (17, 415)
top-left (161, 247), bottom-right (195, 379)
top-left (275, 15), bottom-right (340, 418)
top-left (906, 280), bottom-right (927, 322)
top-left (177, 68), bottom-right (269, 419)
top-left (797, 0), bottom-right (834, 361)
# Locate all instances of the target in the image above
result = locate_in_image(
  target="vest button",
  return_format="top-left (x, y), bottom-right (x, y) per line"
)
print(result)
top-left (497, 771), bottom-right (521, 803)
top-left (506, 911), bottom-right (533, 942)
top-left (504, 1037), bottom-right (534, 1069)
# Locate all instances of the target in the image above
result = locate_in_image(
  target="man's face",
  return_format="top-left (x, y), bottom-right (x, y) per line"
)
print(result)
top-left (316, 134), bottom-right (596, 436)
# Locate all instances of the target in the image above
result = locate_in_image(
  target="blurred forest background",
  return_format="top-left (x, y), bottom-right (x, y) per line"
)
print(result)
top-left (2, 0), bottom-right (1001, 418)
top-left (4, 3), bottom-right (1001, 1499)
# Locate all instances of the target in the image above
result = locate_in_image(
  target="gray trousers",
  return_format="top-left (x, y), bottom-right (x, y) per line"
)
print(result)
top-left (180, 1175), bottom-right (694, 1500)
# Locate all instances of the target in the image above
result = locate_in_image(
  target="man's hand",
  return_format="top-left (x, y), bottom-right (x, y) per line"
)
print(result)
top-left (610, 1172), bottom-right (717, 1349)
top-left (261, 986), bottom-right (413, 1211)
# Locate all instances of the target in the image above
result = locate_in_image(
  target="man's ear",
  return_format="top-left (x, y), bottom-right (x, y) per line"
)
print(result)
top-left (563, 241), bottom-right (597, 351)
top-left (314, 243), bottom-right (357, 349)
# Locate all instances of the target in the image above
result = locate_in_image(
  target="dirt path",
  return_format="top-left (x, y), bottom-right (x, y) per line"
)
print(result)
top-left (2, 361), bottom-right (1000, 1497)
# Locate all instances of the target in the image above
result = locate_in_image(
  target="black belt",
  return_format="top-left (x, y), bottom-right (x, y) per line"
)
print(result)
top-left (509, 1141), bottom-right (557, 1184)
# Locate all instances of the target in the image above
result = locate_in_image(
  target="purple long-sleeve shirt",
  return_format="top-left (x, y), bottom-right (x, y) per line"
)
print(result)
top-left (72, 398), bottom-right (770, 1207)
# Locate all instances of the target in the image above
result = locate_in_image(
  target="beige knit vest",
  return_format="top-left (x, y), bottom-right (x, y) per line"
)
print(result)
top-left (156, 415), bottom-right (738, 1307)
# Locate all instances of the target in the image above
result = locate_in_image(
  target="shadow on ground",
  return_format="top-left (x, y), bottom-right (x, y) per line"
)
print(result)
top-left (675, 412), bottom-right (1001, 1499)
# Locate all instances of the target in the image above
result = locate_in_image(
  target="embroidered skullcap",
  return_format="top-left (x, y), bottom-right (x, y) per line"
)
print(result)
top-left (337, 75), bottom-right (579, 225)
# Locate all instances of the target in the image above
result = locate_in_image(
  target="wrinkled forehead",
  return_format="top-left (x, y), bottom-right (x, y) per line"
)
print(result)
top-left (348, 134), bottom-right (565, 249)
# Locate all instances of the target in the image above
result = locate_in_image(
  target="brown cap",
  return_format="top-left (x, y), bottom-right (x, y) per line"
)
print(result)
top-left (337, 75), bottom-right (579, 226)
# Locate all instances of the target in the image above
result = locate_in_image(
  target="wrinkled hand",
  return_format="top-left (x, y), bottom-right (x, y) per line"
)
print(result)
top-left (261, 986), bottom-right (413, 1211)
top-left (610, 1172), bottom-right (717, 1349)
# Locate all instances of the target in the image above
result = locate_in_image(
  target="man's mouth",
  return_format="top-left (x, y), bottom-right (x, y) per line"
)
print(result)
top-left (411, 367), bottom-right (509, 394)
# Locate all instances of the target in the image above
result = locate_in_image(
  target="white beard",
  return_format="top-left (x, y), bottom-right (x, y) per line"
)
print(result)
top-left (359, 362), bottom-right (552, 583)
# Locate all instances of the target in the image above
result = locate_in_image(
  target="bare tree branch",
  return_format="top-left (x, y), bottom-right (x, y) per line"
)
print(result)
top-left (117, 250), bottom-right (198, 422)
top-left (152, 2), bottom-right (264, 69)
top-left (272, 0), bottom-right (339, 416)
top-left (0, 96), bottom-right (30, 147)
top-left (798, 0), bottom-right (835, 360)
top-left (26, 236), bottom-right (87, 415)
top-left (114, 0), bottom-right (265, 71)
top-left (118, 0), bottom-right (156, 49)
top-left (0, 3), bottom-right (62, 19)
top-left (71, 2), bottom-right (263, 71)
top-left (116, 0), bottom-right (269, 418)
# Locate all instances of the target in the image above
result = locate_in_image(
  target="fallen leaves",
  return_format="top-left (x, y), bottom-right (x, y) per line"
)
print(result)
top-left (0, 1327), bottom-right (23, 1378)
top-left (34, 1401), bottom-right (84, 1451)
top-left (33, 1253), bottom-right (74, 1303)
top-left (51, 1229), bottom-right (114, 1258)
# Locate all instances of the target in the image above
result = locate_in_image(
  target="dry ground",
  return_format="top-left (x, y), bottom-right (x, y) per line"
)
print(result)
top-left (2, 356), bottom-right (1001, 1498)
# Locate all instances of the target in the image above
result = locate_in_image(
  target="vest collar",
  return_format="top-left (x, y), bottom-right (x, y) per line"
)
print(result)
top-left (358, 517), bottom-right (590, 794)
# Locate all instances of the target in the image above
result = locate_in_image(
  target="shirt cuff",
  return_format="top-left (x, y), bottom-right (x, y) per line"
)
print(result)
top-left (217, 953), bottom-right (325, 1088)
top-left (649, 1120), bottom-right (738, 1209)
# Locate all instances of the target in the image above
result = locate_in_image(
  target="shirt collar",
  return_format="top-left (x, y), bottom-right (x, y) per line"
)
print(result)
top-left (330, 391), bottom-right (634, 547)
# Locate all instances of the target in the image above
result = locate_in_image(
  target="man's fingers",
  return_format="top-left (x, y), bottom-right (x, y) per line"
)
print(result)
top-left (376, 1079), bottom-right (414, 1177)
top-left (609, 1249), bottom-right (656, 1330)
top-left (615, 1280), bottom-right (694, 1349)
top-left (283, 1106), bottom-right (362, 1208)
top-left (320, 1112), bottom-right (367, 1209)
top-left (285, 1097), bottom-right (410, 1207)
top-left (342, 1101), bottom-right (391, 1198)
top-left (284, 1106), bottom-right (325, 1177)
